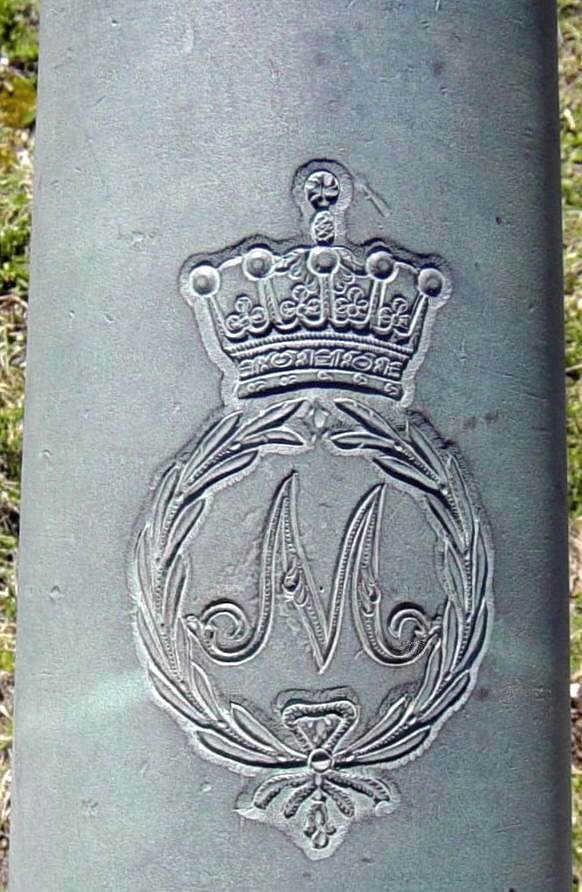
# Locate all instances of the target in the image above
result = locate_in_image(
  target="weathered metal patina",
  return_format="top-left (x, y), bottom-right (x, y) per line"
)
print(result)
top-left (11, 2), bottom-right (569, 890)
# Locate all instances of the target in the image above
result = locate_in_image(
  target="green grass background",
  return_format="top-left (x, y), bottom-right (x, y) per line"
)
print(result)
top-left (0, 0), bottom-right (580, 887)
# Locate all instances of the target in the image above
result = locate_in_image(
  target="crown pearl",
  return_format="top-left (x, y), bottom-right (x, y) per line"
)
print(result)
top-left (243, 247), bottom-right (274, 281)
top-left (189, 264), bottom-right (220, 299)
top-left (308, 246), bottom-right (340, 277)
top-left (418, 267), bottom-right (445, 298)
top-left (366, 250), bottom-right (396, 282)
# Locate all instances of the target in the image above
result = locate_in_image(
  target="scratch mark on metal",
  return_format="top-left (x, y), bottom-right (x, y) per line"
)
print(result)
top-left (355, 176), bottom-right (391, 218)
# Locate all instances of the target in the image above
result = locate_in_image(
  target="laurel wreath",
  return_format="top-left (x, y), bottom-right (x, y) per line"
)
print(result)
top-left (132, 399), bottom-right (309, 773)
top-left (328, 398), bottom-right (493, 765)
top-left (131, 396), bottom-right (493, 776)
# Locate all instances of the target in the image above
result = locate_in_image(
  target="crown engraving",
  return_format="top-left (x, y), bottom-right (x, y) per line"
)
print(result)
top-left (180, 160), bottom-right (451, 402)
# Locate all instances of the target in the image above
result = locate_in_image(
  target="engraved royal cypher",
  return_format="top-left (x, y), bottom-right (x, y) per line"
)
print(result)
top-left (191, 471), bottom-right (439, 674)
top-left (129, 160), bottom-right (494, 860)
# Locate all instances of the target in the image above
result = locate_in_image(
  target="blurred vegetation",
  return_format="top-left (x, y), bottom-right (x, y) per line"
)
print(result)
top-left (561, 0), bottom-right (582, 886)
top-left (0, 0), bottom-right (580, 889)
top-left (0, 0), bottom-right (37, 885)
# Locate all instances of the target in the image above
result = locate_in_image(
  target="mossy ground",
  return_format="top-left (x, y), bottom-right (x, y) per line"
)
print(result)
top-left (0, 1), bottom-right (580, 888)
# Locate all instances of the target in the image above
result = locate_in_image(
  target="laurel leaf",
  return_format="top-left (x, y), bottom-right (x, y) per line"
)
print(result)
top-left (165, 497), bottom-right (206, 557)
top-left (135, 526), bottom-right (156, 608)
top-left (152, 465), bottom-right (179, 543)
top-left (135, 607), bottom-right (166, 670)
top-left (163, 549), bottom-right (186, 603)
top-left (457, 598), bottom-right (489, 673)
top-left (191, 410), bottom-right (242, 464)
top-left (442, 538), bottom-right (466, 607)
top-left (172, 612), bottom-right (189, 668)
top-left (197, 730), bottom-right (283, 769)
top-left (471, 520), bottom-right (491, 609)
top-left (183, 637), bottom-right (223, 720)
top-left (412, 641), bottom-right (443, 714)
top-left (191, 666), bottom-right (222, 720)
top-left (439, 600), bottom-right (461, 682)
top-left (186, 448), bottom-right (259, 497)
top-left (240, 399), bottom-right (304, 440)
top-left (177, 411), bottom-right (243, 491)
top-left (448, 452), bottom-right (473, 521)
top-left (328, 431), bottom-right (385, 451)
top-left (346, 696), bottom-right (409, 754)
top-left (335, 398), bottom-right (394, 439)
top-left (336, 247), bottom-right (363, 272)
top-left (149, 665), bottom-right (207, 726)
top-left (136, 617), bottom-right (181, 688)
top-left (420, 671), bottom-right (471, 724)
top-left (407, 420), bottom-right (447, 482)
top-left (405, 418), bottom-right (436, 464)
top-left (174, 562), bottom-right (190, 627)
top-left (229, 703), bottom-right (294, 757)
top-left (162, 551), bottom-right (188, 630)
top-left (374, 457), bottom-right (438, 496)
top-left (242, 427), bottom-right (305, 448)
top-left (425, 494), bottom-right (463, 551)
top-left (274, 248), bottom-right (304, 275)
top-left (354, 726), bottom-right (431, 765)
